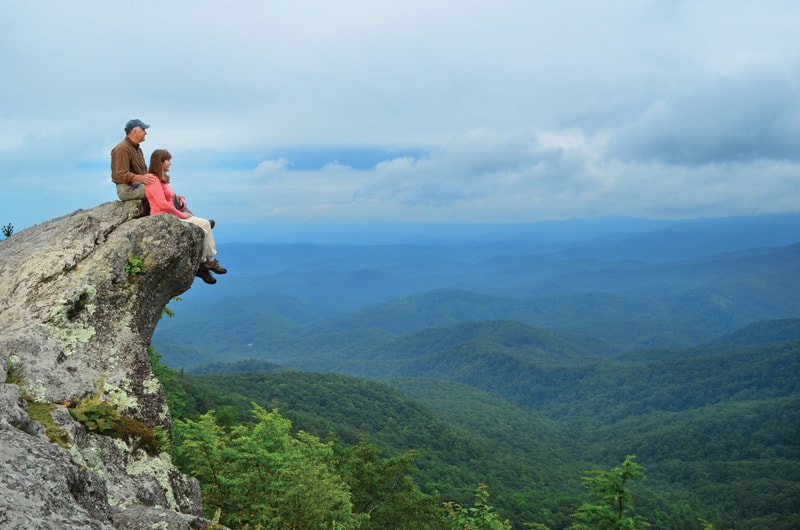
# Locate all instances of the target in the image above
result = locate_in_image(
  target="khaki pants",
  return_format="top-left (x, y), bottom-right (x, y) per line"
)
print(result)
top-left (116, 182), bottom-right (146, 200)
top-left (182, 216), bottom-right (216, 260)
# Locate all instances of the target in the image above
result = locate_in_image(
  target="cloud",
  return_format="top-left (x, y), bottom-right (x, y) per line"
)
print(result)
top-left (254, 158), bottom-right (293, 179)
top-left (610, 72), bottom-right (800, 165)
top-left (2, 1), bottom-right (800, 235)
top-left (352, 130), bottom-right (596, 209)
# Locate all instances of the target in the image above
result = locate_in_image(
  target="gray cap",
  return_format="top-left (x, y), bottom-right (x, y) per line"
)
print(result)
top-left (124, 119), bottom-right (150, 134)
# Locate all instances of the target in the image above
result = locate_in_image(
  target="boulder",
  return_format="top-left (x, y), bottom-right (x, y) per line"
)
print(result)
top-left (0, 201), bottom-right (220, 529)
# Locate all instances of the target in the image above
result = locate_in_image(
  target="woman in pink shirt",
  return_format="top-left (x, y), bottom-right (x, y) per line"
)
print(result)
top-left (147, 149), bottom-right (227, 284)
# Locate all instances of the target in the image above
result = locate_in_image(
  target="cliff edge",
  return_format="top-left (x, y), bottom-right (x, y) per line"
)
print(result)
top-left (0, 201), bottom-right (216, 529)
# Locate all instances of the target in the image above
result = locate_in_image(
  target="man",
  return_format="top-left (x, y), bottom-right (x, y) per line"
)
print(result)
top-left (110, 118), bottom-right (157, 200)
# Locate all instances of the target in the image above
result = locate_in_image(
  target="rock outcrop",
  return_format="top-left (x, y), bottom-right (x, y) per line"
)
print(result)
top-left (0, 201), bottom-right (216, 529)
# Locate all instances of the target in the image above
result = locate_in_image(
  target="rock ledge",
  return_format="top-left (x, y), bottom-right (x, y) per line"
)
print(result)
top-left (0, 202), bottom-right (216, 529)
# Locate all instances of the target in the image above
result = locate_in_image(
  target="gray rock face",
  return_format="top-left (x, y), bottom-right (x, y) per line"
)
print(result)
top-left (0, 201), bottom-right (217, 529)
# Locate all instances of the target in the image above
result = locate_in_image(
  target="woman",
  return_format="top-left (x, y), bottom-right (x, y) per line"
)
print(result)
top-left (147, 149), bottom-right (226, 284)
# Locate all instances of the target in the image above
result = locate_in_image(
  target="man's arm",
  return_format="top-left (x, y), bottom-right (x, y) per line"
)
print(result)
top-left (111, 146), bottom-right (156, 185)
top-left (111, 147), bottom-right (137, 184)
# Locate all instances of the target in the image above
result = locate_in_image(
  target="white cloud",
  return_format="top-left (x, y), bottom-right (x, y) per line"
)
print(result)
top-left (255, 158), bottom-right (293, 178)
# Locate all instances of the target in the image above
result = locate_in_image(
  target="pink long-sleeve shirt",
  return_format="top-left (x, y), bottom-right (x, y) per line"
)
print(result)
top-left (145, 180), bottom-right (189, 219)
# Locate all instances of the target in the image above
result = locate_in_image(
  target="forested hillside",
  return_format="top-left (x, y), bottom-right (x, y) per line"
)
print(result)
top-left (153, 216), bottom-right (800, 529)
top-left (161, 331), bottom-right (799, 528)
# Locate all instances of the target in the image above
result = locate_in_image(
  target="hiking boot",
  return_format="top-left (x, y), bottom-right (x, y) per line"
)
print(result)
top-left (206, 259), bottom-right (227, 274)
top-left (195, 267), bottom-right (217, 284)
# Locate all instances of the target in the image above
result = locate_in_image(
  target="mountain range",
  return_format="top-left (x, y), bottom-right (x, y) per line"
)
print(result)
top-left (153, 214), bottom-right (800, 528)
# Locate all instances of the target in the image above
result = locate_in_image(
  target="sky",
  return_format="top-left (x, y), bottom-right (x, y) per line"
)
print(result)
top-left (2, 1), bottom-right (799, 242)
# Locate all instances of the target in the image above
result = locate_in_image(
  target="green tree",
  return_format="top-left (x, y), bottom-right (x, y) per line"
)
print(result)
top-left (173, 411), bottom-right (232, 516)
top-left (567, 455), bottom-right (650, 530)
top-left (333, 436), bottom-right (448, 529)
top-left (174, 404), bottom-right (365, 529)
top-left (1, 222), bottom-right (12, 238)
top-left (443, 483), bottom-right (512, 530)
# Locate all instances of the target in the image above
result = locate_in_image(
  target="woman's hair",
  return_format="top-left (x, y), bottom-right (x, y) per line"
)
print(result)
top-left (148, 149), bottom-right (172, 183)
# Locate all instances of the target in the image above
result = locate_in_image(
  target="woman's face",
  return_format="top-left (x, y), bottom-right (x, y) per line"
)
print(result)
top-left (163, 158), bottom-right (172, 173)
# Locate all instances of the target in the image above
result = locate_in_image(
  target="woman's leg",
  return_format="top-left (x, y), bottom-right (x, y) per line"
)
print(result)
top-left (181, 216), bottom-right (216, 259)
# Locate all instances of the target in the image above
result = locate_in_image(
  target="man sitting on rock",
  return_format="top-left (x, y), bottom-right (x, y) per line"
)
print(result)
top-left (111, 119), bottom-right (158, 205)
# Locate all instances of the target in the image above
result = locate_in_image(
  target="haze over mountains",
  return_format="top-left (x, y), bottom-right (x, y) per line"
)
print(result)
top-left (155, 213), bottom-right (800, 366)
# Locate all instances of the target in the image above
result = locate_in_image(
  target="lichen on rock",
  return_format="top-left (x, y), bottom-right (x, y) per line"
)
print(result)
top-left (44, 284), bottom-right (98, 356)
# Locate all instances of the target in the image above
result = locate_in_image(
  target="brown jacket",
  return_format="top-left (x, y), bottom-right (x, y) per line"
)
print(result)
top-left (110, 137), bottom-right (147, 184)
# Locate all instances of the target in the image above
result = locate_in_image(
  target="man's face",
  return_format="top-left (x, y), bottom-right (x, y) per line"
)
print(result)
top-left (129, 127), bottom-right (147, 143)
